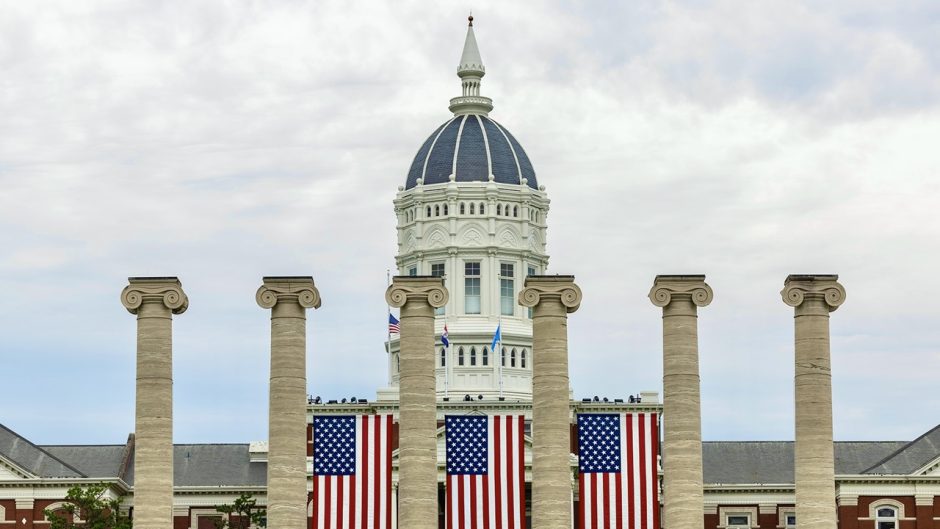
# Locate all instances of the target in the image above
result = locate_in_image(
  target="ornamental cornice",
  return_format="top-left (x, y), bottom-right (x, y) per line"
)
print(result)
top-left (781, 274), bottom-right (845, 311)
top-left (120, 277), bottom-right (188, 315)
top-left (255, 276), bottom-right (321, 310)
top-left (385, 277), bottom-right (448, 308)
top-left (518, 276), bottom-right (581, 313)
top-left (648, 275), bottom-right (713, 308)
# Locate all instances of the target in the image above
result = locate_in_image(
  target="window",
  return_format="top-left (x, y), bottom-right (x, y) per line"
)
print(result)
top-left (510, 348), bottom-right (516, 367)
top-left (520, 349), bottom-right (527, 368)
top-left (396, 354), bottom-right (399, 372)
top-left (443, 204), bottom-right (448, 215)
top-left (408, 266), bottom-right (417, 276)
top-left (479, 202), bottom-right (485, 214)
top-left (500, 263), bottom-right (514, 316)
top-left (458, 347), bottom-right (465, 366)
top-left (501, 347), bottom-right (507, 367)
top-left (440, 348), bottom-right (446, 367)
top-left (784, 514), bottom-right (796, 528)
top-left (460, 203), bottom-right (465, 215)
top-left (726, 515), bottom-right (749, 528)
top-left (426, 206), bottom-right (431, 217)
top-left (470, 347), bottom-right (477, 366)
top-left (465, 262), bottom-right (481, 314)
top-left (513, 206), bottom-right (518, 217)
top-left (875, 507), bottom-right (898, 529)
top-left (435, 205), bottom-right (440, 216)
top-left (497, 204), bottom-right (502, 216)
top-left (470, 202), bottom-right (475, 215)
top-left (431, 262), bottom-right (445, 315)
top-left (482, 346), bottom-right (489, 366)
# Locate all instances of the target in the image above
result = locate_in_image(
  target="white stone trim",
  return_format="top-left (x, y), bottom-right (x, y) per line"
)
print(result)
top-left (419, 117), bottom-right (457, 182)
top-left (717, 506), bottom-right (759, 529)
top-left (473, 115), bottom-right (493, 178)
top-left (777, 508), bottom-right (796, 529)
top-left (861, 499), bottom-right (915, 521)
top-left (191, 507), bottom-right (226, 529)
top-left (41, 502), bottom-right (83, 523)
top-left (451, 114), bottom-right (468, 176)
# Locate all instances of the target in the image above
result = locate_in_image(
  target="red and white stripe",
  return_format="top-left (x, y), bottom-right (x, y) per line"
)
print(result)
top-left (446, 415), bottom-right (525, 529)
top-left (579, 413), bottom-right (659, 529)
top-left (312, 414), bottom-right (394, 529)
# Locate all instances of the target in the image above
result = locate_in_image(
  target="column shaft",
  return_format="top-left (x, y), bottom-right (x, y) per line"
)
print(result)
top-left (268, 301), bottom-right (308, 529)
top-left (662, 298), bottom-right (704, 529)
top-left (398, 297), bottom-right (438, 529)
top-left (794, 298), bottom-right (836, 529)
top-left (531, 301), bottom-right (572, 529)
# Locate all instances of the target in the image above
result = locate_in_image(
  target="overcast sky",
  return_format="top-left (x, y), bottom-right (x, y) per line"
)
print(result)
top-left (2, 1), bottom-right (939, 446)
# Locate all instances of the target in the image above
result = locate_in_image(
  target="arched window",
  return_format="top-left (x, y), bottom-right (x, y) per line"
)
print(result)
top-left (458, 347), bottom-right (465, 366)
top-left (510, 348), bottom-right (517, 367)
top-left (426, 206), bottom-right (431, 217)
top-left (521, 349), bottom-right (527, 368)
top-left (501, 347), bottom-right (507, 367)
top-left (479, 202), bottom-right (485, 214)
top-left (482, 347), bottom-right (489, 366)
top-left (435, 205), bottom-right (440, 216)
top-left (443, 204), bottom-right (449, 215)
top-left (440, 348), bottom-right (446, 367)
top-left (497, 204), bottom-right (502, 216)
top-left (513, 206), bottom-right (519, 217)
top-left (460, 202), bottom-right (466, 215)
top-left (470, 202), bottom-right (476, 215)
top-left (44, 503), bottom-right (82, 523)
top-left (875, 506), bottom-right (898, 529)
top-left (470, 347), bottom-right (477, 366)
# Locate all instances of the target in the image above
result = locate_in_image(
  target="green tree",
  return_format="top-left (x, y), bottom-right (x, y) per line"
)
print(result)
top-left (212, 493), bottom-right (267, 529)
top-left (43, 483), bottom-right (132, 529)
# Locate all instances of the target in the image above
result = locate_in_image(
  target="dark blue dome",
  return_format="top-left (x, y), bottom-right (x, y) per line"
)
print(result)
top-left (405, 115), bottom-right (537, 189)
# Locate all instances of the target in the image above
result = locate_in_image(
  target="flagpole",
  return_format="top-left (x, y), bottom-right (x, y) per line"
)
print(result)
top-left (386, 268), bottom-right (392, 387)
top-left (498, 316), bottom-right (503, 399)
top-left (444, 336), bottom-right (449, 400)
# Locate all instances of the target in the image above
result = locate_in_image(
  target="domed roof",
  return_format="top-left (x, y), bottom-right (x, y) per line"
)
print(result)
top-left (405, 114), bottom-right (537, 190)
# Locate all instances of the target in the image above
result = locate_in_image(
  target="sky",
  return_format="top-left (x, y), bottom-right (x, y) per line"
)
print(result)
top-left (1, 1), bottom-right (939, 446)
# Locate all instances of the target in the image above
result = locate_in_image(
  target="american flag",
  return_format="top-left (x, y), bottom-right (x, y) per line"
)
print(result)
top-left (445, 415), bottom-right (525, 529)
top-left (388, 314), bottom-right (400, 334)
top-left (577, 413), bottom-right (659, 529)
top-left (311, 414), bottom-right (394, 529)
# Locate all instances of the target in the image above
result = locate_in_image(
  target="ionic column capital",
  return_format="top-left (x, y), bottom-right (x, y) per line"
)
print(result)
top-left (121, 277), bottom-right (188, 314)
top-left (385, 276), bottom-right (448, 308)
top-left (518, 275), bottom-right (581, 312)
top-left (781, 274), bottom-right (845, 312)
top-left (256, 276), bottom-right (322, 310)
top-left (648, 274), bottom-right (712, 308)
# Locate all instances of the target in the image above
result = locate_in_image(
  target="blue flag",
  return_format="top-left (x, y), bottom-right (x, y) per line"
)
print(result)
top-left (490, 323), bottom-right (501, 350)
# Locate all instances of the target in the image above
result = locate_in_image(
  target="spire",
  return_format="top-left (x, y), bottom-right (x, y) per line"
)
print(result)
top-left (449, 15), bottom-right (493, 116)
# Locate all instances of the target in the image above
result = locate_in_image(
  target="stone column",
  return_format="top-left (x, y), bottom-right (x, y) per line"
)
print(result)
top-left (257, 277), bottom-right (321, 529)
top-left (120, 277), bottom-right (188, 529)
top-left (781, 275), bottom-right (845, 529)
top-left (648, 275), bottom-right (712, 529)
top-left (519, 275), bottom-right (582, 529)
top-left (385, 276), bottom-right (448, 529)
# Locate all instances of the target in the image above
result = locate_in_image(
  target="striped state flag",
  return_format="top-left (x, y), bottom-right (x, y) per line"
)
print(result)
top-left (312, 414), bottom-right (394, 529)
top-left (445, 415), bottom-right (525, 529)
top-left (577, 413), bottom-right (659, 529)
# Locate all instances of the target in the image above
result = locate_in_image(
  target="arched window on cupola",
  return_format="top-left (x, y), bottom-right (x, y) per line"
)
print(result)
top-left (427, 206), bottom-right (431, 218)
top-left (470, 202), bottom-right (475, 215)
top-left (513, 206), bottom-right (519, 217)
top-left (521, 349), bottom-right (527, 368)
top-left (501, 347), bottom-right (507, 367)
top-left (444, 204), bottom-right (449, 215)
top-left (435, 205), bottom-right (440, 217)
top-left (482, 346), bottom-right (489, 366)
top-left (480, 202), bottom-right (485, 214)
top-left (458, 347), bottom-right (465, 366)
top-left (440, 348), bottom-right (446, 367)
top-left (510, 348), bottom-right (517, 367)
top-left (497, 204), bottom-right (502, 216)
top-left (460, 203), bottom-right (466, 215)
top-left (470, 347), bottom-right (477, 366)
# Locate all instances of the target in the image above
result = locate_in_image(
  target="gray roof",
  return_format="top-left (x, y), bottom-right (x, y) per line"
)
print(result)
top-left (0, 424), bottom-right (84, 478)
top-left (42, 445), bottom-right (127, 478)
top-left (163, 444), bottom-right (266, 487)
top-left (703, 441), bottom-right (908, 484)
top-left (863, 424), bottom-right (940, 474)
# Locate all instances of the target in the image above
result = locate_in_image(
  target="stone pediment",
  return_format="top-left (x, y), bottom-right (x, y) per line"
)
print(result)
top-left (0, 454), bottom-right (36, 480)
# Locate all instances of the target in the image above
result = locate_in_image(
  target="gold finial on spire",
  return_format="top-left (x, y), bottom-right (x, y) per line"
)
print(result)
top-left (468, 12), bottom-right (473, 27)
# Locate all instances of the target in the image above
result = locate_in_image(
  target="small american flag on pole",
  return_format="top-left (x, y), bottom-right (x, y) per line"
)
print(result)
top-left (311, 414), bottom-right (394, 529)
top-left (445, 414), bottom-right (525, 529)
top-left (577, 412), bottom-right (659, 529)
top-left (387, 314), bottom-right (400, 334)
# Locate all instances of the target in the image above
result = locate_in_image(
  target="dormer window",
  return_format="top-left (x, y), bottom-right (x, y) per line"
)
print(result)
top-left (497, 204), bottom-right (502, 216)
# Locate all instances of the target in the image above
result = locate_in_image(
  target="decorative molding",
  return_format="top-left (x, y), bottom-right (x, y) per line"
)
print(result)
top-left (256, 277), bottom-right (321, 310)
top-left (780, 274), bottom-right (845, 311)
top-left (648, 275), bottom-right (713, 308)
top-left (518, 276), bottom-right (581, 313)
top-left (120, 277), bottom-right (188, 314)
top-left (385, 278), bottom-right (448, 309)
